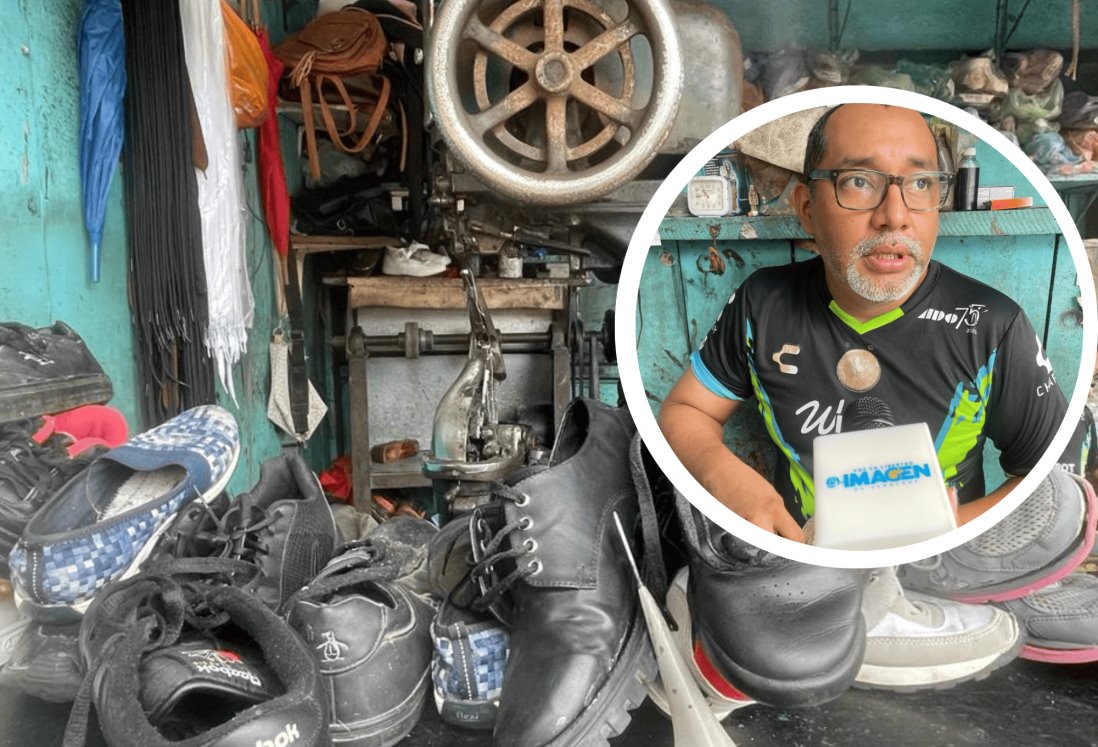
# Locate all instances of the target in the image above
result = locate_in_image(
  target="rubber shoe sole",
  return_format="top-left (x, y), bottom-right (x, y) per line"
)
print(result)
top-left (537, 606), bottom-right (657, 747)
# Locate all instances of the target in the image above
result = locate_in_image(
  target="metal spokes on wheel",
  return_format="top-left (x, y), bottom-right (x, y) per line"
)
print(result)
top-left (428, 0), bottom-right (682, 205)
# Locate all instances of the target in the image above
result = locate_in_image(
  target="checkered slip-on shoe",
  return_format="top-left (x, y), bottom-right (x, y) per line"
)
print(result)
top-left (997, 573), bottom-right (1098, 663)
top-left (430, 593), bottom-right (509, 731)
top-left (8, 405), bottom-right (239, 622)
top-left (898, 469), bottom-right (1096, 603)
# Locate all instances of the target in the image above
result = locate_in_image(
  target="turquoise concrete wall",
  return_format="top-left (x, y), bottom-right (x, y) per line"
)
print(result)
top-left (0, 1), bottom-right (139, 429)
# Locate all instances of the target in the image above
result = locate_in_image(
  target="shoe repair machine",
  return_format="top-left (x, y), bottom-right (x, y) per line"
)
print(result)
top-left (337, 0), bottom-right (744, 509)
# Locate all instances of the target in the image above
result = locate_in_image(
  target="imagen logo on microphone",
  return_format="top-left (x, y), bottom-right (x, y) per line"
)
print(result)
top-left (824, 461), bottom-right (934, 491)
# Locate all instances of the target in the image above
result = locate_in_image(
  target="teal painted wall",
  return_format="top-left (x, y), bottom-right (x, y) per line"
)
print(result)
top-left (0, 1), bottom-right (290, 496)
top-left (0, 1), bottom-right (139, 429)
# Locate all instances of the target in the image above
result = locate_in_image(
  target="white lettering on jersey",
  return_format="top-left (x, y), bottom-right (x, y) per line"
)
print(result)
top-left (917, 304), bottom-right (985, 332)
top-left (1034, 334), bottom-right (1056, 397)
top-left (796, 399), bottom-right (845, 435)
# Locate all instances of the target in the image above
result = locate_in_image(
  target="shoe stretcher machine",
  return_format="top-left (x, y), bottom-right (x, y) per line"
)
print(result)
top-left (343, 267), bottom-right (576, 512)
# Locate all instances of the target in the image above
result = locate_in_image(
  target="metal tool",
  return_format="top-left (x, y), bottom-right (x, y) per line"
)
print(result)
top-left (424, 269), bottom-right (532, 510)
top-left (613, 512), bottom-right (737, 747)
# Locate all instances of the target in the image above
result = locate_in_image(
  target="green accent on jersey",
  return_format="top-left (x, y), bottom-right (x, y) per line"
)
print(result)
top-left (745, 320), bottom-right (816, 516)
top-left (933, 351), bottom-right (996, 483)
top-left (828, 301), bottom-right (904, 334)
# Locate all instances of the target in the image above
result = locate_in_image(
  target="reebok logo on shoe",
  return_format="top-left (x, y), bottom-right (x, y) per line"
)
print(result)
top-left (256, 722), bottom-right (300, 747)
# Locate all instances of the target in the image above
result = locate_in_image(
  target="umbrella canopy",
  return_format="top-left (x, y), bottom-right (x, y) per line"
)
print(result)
top-left (256, 26), bottom-right (290, 257)
top-left (78, 0), bottom-right (126, 283)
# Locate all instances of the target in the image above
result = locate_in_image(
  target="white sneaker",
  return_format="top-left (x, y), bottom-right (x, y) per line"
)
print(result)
top-left (856, 567), bottom-right (1022, 691)
top-left (381, 242), bottom-right (451, 277)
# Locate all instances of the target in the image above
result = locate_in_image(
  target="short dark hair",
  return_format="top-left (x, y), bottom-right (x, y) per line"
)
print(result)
top-left (802, 104), bottom-right (939, 189)
top-left (802, 104), bottom-right (845, 187)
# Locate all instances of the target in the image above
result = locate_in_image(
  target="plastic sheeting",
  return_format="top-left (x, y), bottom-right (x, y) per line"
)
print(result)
top-left (179, 0), bottom-right (255, 401)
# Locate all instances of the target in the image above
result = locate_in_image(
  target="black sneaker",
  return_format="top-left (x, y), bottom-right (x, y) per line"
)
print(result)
top-left (0, 620), bottom-right (83, 702)
top-left (63, 572), bottom-right (327, 747)
top-left (0, 322), bottom-right (112, 424)
top-left (0, 420), bottom-right (94, 576)
top-left (284, 526), bottom-right (436, 747)
top-left (147, 450), bottom-right (341, 612)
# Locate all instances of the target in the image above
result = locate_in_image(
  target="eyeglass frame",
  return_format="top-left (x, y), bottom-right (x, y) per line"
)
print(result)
top-left (806, 168), bottom-right (956, 211)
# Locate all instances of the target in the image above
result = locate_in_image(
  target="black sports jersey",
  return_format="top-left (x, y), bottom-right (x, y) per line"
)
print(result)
top-left (693, 257), bottom-right (1069, 525)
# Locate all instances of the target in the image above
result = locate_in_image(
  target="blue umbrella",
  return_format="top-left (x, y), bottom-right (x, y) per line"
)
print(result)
top-left (78, 0), bottom-right (126, 283)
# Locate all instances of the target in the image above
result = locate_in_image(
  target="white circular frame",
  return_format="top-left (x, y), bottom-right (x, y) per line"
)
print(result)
top-left (616, 85), bottom-right (1098, 568)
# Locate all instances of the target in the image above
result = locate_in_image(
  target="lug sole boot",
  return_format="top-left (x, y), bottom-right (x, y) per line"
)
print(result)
top-left (469, 398), bottom-right (656, 747)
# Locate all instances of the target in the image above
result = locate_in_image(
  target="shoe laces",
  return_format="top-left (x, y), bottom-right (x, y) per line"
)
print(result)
top-left (282, 537), bottom-right (404, 611)
top-left (62, 573), bottom-right (234, 746)
top-left (0, 421), bottom-right (81, 510)
top-left (147, 497), bottom-right (273, 590)
top-left (467, 482), bottom-right (542, 615)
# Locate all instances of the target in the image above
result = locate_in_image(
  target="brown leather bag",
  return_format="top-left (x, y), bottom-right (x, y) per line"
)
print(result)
top-left (273, 8), bottom-right (391, 180)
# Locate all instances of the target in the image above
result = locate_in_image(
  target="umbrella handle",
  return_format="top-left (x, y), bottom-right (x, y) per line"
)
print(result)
top-left (90, 241), bottom-right (101, 283)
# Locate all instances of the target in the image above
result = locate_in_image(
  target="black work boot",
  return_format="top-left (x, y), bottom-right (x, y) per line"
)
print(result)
top-left (468, 398), bottom-right (654, 747)
top-left (678, 496), bottom-right (869, 707)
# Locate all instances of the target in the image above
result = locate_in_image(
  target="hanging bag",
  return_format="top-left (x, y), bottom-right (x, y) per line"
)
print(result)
top-left (222, 0), bottom-right (269, 128)
top-left (273, 8), bottom-right (391, 180)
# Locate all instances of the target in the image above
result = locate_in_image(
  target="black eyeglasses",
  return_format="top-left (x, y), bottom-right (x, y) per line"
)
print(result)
top-left (807, 169), bottom-right (955, 211)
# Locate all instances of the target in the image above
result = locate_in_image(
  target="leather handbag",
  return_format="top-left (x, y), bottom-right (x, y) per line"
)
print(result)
top-left (273, 8), bottom-right (391, 179)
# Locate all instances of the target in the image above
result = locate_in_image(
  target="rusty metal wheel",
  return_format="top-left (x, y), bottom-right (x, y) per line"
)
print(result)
top-left (427, 0), bottom-right (682, 205)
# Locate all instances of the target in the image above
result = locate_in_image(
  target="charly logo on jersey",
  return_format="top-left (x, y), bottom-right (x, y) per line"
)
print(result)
top-left (184, 648), bottom-right (262, 687)
top-left (1034, 333), bottom-right (1056, 397)
top-left (917, 304), bottom-right (986, 333)
top-left (823, 461), bottom-right (933, 490)
top-left (771, 343), bottom-right (801, 374)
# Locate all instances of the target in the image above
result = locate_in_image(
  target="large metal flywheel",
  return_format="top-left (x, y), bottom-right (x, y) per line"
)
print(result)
top-left (427, 0), bottom-right (683, 204)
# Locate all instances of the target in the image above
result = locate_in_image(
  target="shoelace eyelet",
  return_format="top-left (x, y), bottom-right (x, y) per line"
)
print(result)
top-left (527, 559), bottom-right (543, 576)
top-left (523, 538), bottom-right (537, 553)
top-left (515, 493), bottom-right (531, 507)
top-left (519, 516), bottom-right (533, 531)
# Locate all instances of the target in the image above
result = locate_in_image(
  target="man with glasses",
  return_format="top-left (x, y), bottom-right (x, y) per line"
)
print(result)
top-left (655, 104), bottom-right (1079, 702)
top-left (661, 103), bottom-right (1067, 540)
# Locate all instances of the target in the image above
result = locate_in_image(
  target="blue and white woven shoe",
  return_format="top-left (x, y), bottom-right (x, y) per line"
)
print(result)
top-left (430, 595), bottom-right (509, 730)
top-left (9, 405), bottom-right (239, 621)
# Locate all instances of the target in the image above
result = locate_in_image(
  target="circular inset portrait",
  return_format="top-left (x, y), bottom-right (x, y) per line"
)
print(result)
top-left (617, 86), bottom-right (1097, 568)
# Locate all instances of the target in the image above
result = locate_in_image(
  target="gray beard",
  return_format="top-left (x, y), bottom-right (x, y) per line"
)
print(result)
top-left (833, 233), bottom-right (928, 304)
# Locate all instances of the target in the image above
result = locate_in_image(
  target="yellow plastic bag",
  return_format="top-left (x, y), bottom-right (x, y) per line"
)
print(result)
top-left (222, 0), bottom-right (268, 128)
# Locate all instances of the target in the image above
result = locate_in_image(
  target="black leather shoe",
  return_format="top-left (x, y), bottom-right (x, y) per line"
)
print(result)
top-left (286, 532), bottom-right (435, 747)
top-left (468, 398), bottom-right (655, 747)
top-left (679, 497), bottom-right (869, 707)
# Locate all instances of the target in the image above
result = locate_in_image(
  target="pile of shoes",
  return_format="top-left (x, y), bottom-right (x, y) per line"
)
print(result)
top-left (0, 405), bottom-right (443, 747)
top-left (425, 398), bottom-right (659, 746)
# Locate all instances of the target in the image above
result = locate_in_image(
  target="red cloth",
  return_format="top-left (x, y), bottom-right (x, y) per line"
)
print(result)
top-left (256, 28), bottom-right (290, 257)
top-left (319, 454), bottom-right (353, 503)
